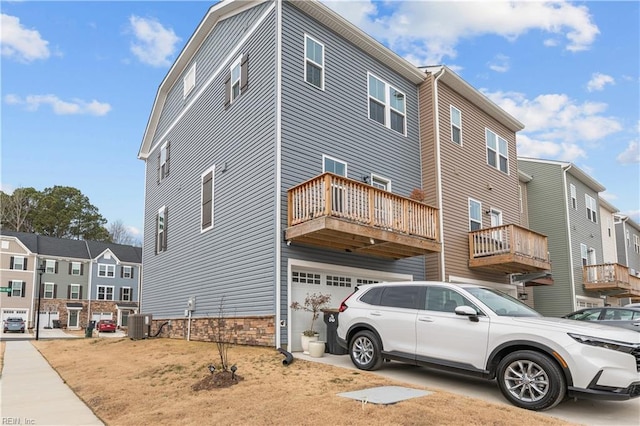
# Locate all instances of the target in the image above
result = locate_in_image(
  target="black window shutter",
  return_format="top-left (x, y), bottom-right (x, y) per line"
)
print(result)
top-left (80, 264), bottom-right (84, 275)
top-left (163, 208), bottom-right (168, 251)
top-left (21, 282), bottom-right (26, 297)
top-left (10, 257), bottom-right (14, 269)
top-left (131, 268), bottom-right (134, 280)
top-left (165, 142), bottom-right (171, 177)
top-left (54, 262), bottom-right (58, 274)
top-left (79, 286), bottom-right (83, 299)
top-left (53, 284), bottom-right (58, 298)
top-left (157, 151), bottom-right (161, 184)
top-left (24, 258), bottom-right (28, 270)
top-left (240, 53), bottom-right (249, 94)
top-left (120, 267), bottom-right (124, 278)
top-left (119, 288), bottom-right (123, 300)
top-left (68, 263), bottom-right (72, 274)
top-left (224, 72), bottom-right (231, 109)
top-left (67, 285), bottom-right (71, 299)
top-left (130, 287), bottom-right (134, 300)
top-left (7, 281), bottom-right (11, 297)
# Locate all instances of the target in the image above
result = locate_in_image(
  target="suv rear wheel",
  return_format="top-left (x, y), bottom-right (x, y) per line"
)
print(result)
top-left (496, 350), bottom-right (566, 411)
top-left (349, 330), bottom-right (383, 371)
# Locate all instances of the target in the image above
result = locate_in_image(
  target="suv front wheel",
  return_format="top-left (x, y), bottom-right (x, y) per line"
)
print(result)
top-left (496, 350), bottom-right (566, 411)
top-left (349, 330), bottom-right (383, 371)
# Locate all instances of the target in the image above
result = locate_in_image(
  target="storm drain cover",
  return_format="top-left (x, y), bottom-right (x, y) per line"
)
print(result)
top-left (338, 386), bottom-right (432, 405)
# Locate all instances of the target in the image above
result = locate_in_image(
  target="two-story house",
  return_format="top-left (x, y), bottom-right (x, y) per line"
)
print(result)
top-left (138, 0), bottom-right (444, 350)
top-left (86, 241), bottom-right (142, 327)
top-left (419, 66), bottom-right (552, 303)
top-left (614, 214), bottom-right (640, 303)
top-left (0, 232), bottom-right (38, 327)
top-left (517, 158), bottom-right (616, 315)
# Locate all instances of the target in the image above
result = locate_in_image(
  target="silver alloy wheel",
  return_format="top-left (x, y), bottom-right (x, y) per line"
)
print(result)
top-left (352, 335), bottom-right (374, 366)
top-left (502, 359), bottom-right (550, 402)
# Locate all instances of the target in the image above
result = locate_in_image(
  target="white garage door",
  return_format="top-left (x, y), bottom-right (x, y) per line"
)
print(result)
top-left (288, 261), bottom-right (412, 352)
top-left (2, 309), bottom-right (29, 325)
top-left (92, 312), bottom-right (113, 322)
top-left (38, 311), bottom-right (59, 329)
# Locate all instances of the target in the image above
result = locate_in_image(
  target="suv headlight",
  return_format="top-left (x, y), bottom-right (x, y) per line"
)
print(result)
top-left (568, 333), bottom-right (638, 354)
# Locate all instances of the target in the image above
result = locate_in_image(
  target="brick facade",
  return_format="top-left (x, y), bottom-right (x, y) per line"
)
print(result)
top-left (151, 315), bottom-right (275, 347)
top-left (34, 299), bottom-right (138, 329)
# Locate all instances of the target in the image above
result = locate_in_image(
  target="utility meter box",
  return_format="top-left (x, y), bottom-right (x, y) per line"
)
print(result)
top-left (187, 297), bottom-right (196, 312)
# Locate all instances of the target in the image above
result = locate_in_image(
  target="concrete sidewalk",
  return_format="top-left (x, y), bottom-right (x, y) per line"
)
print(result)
top-left (0, 340), bottom-right (104, 425)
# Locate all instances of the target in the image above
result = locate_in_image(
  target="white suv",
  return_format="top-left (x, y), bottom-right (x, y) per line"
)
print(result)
top-left (336, 281), bottom-right (640, 411)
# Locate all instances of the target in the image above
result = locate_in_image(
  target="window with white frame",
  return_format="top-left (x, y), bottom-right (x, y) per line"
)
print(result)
top-left (97, 285), bottom-right (114, 301)
top-left (158, 141), bottom-right (170, 182)
top-left (70, 262), bottom-right (81, 276)
top-left (201, 166), bottom-right (215, 231)
top-left (486, 129), bottom-right (508, 174)
top-left (10, 280), bottom-right (24, 297)
top-left (627, 230), bottom-right (631, 247)
top-left (230, 56), bottom-right (242, 102)
top-left (98, 264), bottom-right (115, 278)
top-left (607, 217), bottom-right (612, 237)
top-left (45, 259), bottom-right (56, 273)
top-left (323, 155), bottom-right (346, 176)
top-left (11, 256), bottom-right (25, 270)
top-left (570, 184), bottom-right (577, 209)
top-left (370, 174), bottom-right (391, 191)
top-left (69, 284), bottom-right (80, 300)
top-left (368, 73), bottom-right (406, 135)
top-left (121, 287), bottom-right (132, 301)
top-left (44, 283), bottom-right (55, 299)
top-left (183, 63), bottom-right (196, 98)
top-left (225, 54), bottom-right (248, 107)
top-left (156, 206), bottom-right (168, 253)
top-left (304, 34), bottom-right (324, 89)
top-left (634, 235), bottom-right (640, 254)
top-left (585, 194), bottom-right (597, 223)
top-left (122, 266), bottom-right (132, 279)
top-left (450, 106), bottom-right (462, 145)
top-left (581, 244), bottom-right (588, 266)
top-left (469, 198), bottom-right (482, 231)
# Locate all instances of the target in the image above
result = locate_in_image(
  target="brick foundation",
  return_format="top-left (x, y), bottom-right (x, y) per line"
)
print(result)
top-left (151, 315), bottom-right (276, 347)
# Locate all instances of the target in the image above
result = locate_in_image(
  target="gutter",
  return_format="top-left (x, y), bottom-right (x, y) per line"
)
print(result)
top-left (433, 67), bottom-right (446, 281)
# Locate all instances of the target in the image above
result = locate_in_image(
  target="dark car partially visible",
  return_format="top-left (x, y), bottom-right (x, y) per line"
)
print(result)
top-left (562, 307), bottom-right (640, 332)
top-left (3, 317), bottom-right (26, 333)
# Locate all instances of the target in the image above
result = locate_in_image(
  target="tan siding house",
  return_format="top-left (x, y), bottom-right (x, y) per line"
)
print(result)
top-left (0, 235), bottom-right (37, 327)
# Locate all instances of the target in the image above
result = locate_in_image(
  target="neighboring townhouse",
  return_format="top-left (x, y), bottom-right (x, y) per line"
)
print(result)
top-left (614, 214), bottom-right (640, 303)
top-left (86, 241), bottom-right (142, 328)
top-left (138, 0), bottom-right (442, 350)
top-left (599, 198), bottom-right (619, 264)
top-left (418, 66), bottom-right (552, 303)
top-left (0, 231), bottom-right (142, 330)
top-left (516, 158), bottom-right (625, 316)
top-left (32, 234), bottom-right (92, 330)
top-left (0, 232), bottom-right (38, 327)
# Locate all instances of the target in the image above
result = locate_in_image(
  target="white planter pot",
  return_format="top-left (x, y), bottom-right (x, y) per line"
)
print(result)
top-left (300, 333), bottom-right (319, 354)
top-left (308, 340), bottom-right (325, 358)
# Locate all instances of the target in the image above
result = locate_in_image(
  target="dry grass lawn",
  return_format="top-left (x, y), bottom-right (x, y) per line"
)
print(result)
top-left (32, 338), bottom-right (577, 426)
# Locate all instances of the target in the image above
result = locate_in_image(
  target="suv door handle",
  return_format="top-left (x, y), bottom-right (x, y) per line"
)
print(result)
top-left (418, 316), bottom-right (434, 322)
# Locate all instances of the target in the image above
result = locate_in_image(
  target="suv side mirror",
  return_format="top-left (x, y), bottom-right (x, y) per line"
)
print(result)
top-left (455, 305), bottom-right (480, 322)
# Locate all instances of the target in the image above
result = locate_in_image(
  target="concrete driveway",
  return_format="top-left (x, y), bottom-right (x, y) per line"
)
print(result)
top-left (298, 353), bottom-right (640, 426)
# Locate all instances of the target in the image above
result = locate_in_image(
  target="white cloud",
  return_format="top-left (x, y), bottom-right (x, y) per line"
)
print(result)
top-left (587, 73), bottom-right (615, 92)
top-left (0, 183), bottom-right (15, 195)
top-left (323, 0), bottom-right (599, 65)
top-left (1, 13), bottom-right (50, 62)
top-left (128, 15), bottom-right (180, 67)
top-left (516, 134), bottom-right (586, 162)
top-left (4, 94), bottom-right (111, 116)
top-left (617, 141), bottom-right (640, 164)
top-left (488, 54), bottom-right (510, 73)
top-left (599, 191), bottom-right (617, 202)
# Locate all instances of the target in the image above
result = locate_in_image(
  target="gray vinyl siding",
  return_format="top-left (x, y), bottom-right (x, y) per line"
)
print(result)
top-left (615, 222), bottom-right (628, 266)
top-left (38, 259), bottom-right (90, 300)
top-left (279, 3), bottom-right (425, 343)
top-left (618, 221), bottom-right (640, 273)
top-left (154, 2), bottom-right (273, 139)
top-left (142, 6), bottom-right (278, 318)
top-left (91, 258), bottom-right (139, 302)
top-left (518, 160), bottom-right (574, 316)
top-left (436, 81), bottom-right (520, 284)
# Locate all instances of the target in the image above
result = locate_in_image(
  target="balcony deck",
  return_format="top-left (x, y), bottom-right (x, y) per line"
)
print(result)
top-left (468, 225), bottom-right (551, 274)
top-left (285, 173), bottom-right (440, 259)
top-left (583, 264), bottom-right (640, 298)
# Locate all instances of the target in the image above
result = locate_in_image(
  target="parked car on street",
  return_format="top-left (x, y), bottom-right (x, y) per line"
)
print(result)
top-left (336, 281), bottom-right (640, 411)
top-left (562, 307), bottom-right (640, 332)
top-left (3, 317), bottom-right (25, 333)
top-left (96, 320), bottom-right (116, 333)
top-left (624, 303), bottom-right (640, 308)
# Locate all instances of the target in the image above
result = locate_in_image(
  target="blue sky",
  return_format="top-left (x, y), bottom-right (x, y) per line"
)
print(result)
top-left (2, 0), bottom-right (638, 242)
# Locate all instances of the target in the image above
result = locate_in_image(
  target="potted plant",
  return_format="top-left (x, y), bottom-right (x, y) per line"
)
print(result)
top-left (290, 292), bottom-right (331, 354)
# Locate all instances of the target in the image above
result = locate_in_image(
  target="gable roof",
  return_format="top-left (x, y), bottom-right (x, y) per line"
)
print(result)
top-left (138, 0), bottom-right (427, 160)
top-left (85, 240), bottom-right (142, 264)
top-left (0, 230), bottom-right (38, 253)
top-left (518, 157), bottom-right (606, 193)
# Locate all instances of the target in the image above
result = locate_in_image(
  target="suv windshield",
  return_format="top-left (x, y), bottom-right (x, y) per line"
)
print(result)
top-left (465, 287), bottom-right (541, 317)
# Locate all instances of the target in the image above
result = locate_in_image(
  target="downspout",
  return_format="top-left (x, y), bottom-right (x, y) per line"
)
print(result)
top-left (85, 240), bottom-right (93, 327)
top-left (274, 0), bottom-right (283, 349)
top-left (621, 217), bottom-right (630, 267)
top-left (562, 164), bottom-right (577, 309)
top-left (433, 67), bottom-right (446, 281)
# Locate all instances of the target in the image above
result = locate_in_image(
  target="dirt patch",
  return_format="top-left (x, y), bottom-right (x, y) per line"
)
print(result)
top-left (191, 370), bottom-right (244, 391)
top-left (33, 338), bottom-right (576, 426)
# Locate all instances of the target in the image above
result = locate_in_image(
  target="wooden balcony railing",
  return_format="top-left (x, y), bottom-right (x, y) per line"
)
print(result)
top-left (286, 173), bottom-right (440, 258)
top-left (468, 225), bottom-right (551, 273)
top-left (583, 263), bottom-right (640, 297)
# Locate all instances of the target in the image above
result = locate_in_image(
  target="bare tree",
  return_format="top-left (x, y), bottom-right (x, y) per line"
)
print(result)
top-left (108, 220), bottom-right (134, 245)
top-left (0, 187), bottom-right (38, 232)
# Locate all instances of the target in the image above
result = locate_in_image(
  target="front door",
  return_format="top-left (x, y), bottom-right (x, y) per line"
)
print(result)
top-left (68, 310), bottom-right (79, 328)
